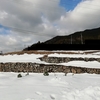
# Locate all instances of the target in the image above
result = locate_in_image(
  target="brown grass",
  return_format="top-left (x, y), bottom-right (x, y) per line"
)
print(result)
top-left (4, 50), bottom-right (100, 55)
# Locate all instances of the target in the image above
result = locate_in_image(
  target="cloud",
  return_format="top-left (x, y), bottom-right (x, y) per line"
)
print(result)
top-left (0, 0), bottom-right (100, 52)
top-left (0, 0), bottom-right (64, 52)
top-left (6, 37), bottom-right (17, 46)
top-left (58, 0), bottom-right (100, 34)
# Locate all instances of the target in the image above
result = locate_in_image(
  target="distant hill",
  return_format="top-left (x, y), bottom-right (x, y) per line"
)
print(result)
top-left (44, 27), bottom-right (100, 44)
top-left (23, 27), bottom-right (100, 50)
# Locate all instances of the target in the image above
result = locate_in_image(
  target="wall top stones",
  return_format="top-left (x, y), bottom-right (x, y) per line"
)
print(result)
top-left (39, 56), bottom-right (100, 63)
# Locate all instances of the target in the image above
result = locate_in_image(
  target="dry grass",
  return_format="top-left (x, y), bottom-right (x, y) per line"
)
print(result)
top-left (4, 50), bottom-right (100, 55)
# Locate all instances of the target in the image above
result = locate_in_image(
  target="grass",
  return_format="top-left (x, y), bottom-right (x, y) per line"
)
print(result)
top-left (4, 50), bottom-right (100, 55)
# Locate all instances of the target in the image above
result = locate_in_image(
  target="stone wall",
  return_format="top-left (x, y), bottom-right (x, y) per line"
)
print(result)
top-left (0, 63), bottom-right (100, 74)
top-left (39, 56), bottom-right (100, 63)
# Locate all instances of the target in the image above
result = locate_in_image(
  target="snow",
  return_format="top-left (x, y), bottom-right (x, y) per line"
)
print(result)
top-left (0, 72), bottom-right (100, 100)
top-left (0, 51), bottom-right (100, 99)
top-left (59, 61), bottom-right (100, 68)
top-left (0, 54), bottom-right (45, 63)
top-left (48, 53), bottom-right (100, 58)
top-left (92, 52), bottom-right (100, 55)
top-left (0, 51), bottom-right (100, 68)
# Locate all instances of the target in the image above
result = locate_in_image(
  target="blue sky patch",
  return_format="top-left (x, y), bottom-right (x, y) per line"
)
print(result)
top-left (0, 25), bottom-right (10, 35)
top-left (60, 0), bottom-right (82, 11)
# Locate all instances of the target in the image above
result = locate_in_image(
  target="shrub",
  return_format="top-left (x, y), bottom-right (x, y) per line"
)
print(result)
top-left (43, 71), bottom-right (49, 76)
top-left (17, 74), bottom-right (22, 78)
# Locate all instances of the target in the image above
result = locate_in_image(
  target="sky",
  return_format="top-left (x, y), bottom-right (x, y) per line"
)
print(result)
top-left (0, 0), bottom-right (100, 53)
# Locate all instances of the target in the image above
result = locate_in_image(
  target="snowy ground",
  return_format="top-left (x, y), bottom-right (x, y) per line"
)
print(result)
top-left (0, 50), bottom-right (100, 68)
top-left (0, 50), bottom-right (100, 100)
top-left (0, 72), bottom-right (100, 100)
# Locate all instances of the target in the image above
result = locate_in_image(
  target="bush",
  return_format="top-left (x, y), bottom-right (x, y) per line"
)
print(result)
top-left (43, 71), bottom-right (49, 76)
top-left (17, 74), bottom-right (22, 78)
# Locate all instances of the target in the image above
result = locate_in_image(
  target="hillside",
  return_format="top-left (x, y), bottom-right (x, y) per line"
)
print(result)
top-left (44, 27), bottom-right (100, 44)
top-left (23, 27), bottom-right (100, 50)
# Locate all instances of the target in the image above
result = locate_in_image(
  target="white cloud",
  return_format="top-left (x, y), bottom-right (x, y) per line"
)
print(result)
top-left (58, 0), bottom-right (100, 34)
top-left (0, 0), bottom-right (100, 52)
top-left (0, 11), bottom-right (8, 19)
top-left (22, 37), bottom-right (31, 42)
top-left (6, 37), bottom-right (17, 46)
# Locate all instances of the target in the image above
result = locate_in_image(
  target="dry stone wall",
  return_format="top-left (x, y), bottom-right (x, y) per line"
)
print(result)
top-left (39, 56), bottom-right (100, 63)
top-left (0, 62), bottom-right (100, 74)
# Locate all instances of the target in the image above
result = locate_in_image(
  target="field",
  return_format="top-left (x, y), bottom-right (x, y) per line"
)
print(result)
top-left (0, 50), bottom-right (100, 100)
top-left (0, 72), bottom-right (100, 100)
